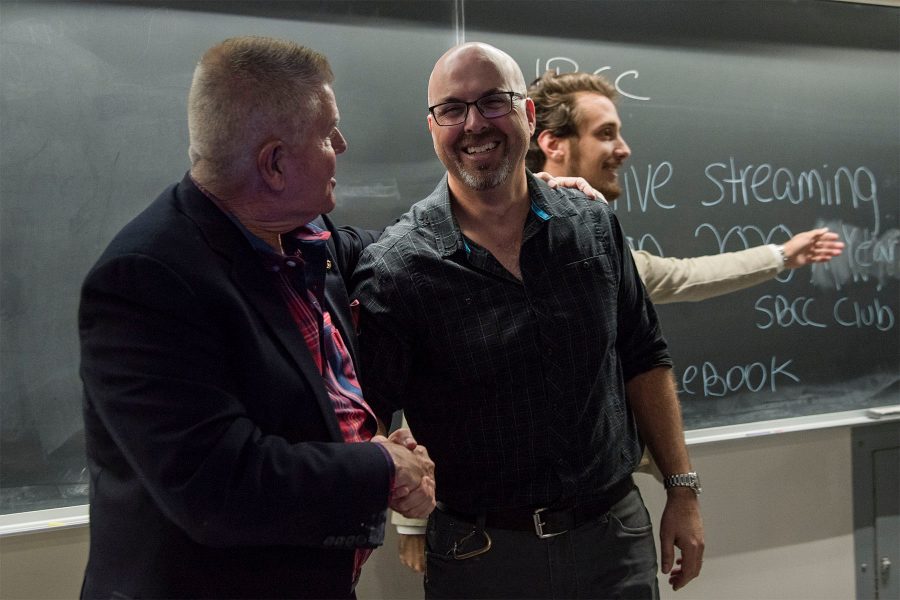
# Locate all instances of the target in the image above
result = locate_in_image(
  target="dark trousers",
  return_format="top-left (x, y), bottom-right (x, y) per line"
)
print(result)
top-left (424, 487), bottom-right (659, 600)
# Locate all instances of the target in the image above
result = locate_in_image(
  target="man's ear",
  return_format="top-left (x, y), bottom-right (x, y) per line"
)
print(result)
top-left (524, 97), bottom-right (536, 135)
top-left (258, 139), bottom-right (286, 192)
top-left (537, 129), bottom-right (567, 164)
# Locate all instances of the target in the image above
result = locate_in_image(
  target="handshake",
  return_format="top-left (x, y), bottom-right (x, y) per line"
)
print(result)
top-left (372, 428), bottom-right (436, 519)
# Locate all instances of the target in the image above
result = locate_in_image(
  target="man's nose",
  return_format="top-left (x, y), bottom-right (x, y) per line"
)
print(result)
top-left (615, 136), bottom-right (631, 159)
top-left (334, 128), bottom-right (348, 154)
top-left (463, 105), bottom-right (491, 133)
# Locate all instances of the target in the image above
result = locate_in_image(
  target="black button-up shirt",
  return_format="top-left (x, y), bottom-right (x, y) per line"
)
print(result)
top-left (352, 173), bottom-right (671, 513)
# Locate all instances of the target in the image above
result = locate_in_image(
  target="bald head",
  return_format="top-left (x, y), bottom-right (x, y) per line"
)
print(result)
top-left (428, 43), bottom-right (526, 106)
top-left (426, 43), bottom-right (534, 194)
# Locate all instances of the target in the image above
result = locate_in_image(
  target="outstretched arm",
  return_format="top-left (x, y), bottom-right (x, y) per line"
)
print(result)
top-left (634, 227), bottom-right (844, 305)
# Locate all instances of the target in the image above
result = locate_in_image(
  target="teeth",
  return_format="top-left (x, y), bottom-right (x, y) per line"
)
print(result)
top-left (465, 141), bottom-right (498, 154)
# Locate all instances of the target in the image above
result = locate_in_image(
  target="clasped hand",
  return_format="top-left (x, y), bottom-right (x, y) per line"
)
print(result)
top-left (372, 428), bottom-right (436, 519)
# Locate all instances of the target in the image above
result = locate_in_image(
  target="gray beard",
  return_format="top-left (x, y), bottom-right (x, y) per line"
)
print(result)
top-left (454, 155), bottom-right (513, 190)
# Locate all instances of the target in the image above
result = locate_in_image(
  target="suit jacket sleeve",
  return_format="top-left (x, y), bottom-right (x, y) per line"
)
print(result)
top-left (80, 243), bottom-right (391, 549)
top-left (632, 245), bottom-right (780, 304)
top-left (325, 217), bottom-right (382, 289)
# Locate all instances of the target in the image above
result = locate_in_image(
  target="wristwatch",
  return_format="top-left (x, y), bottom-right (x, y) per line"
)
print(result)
top-left (663, 472), bottom-right (702, 495)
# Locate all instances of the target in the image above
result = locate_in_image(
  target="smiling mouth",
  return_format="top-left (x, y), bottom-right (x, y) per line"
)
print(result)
top-left (464, 141), bottom-right (499, 155)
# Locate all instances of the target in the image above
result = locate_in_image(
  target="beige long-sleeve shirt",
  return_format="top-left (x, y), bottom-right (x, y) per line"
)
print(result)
top-left (632, 244), bottom-right (782, 304)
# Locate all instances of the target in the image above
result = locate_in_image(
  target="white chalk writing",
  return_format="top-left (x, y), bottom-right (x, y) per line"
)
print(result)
top-left (677, 357), bottom-right (800, 397)
top-left (754, 294), bottom-right (895, 331)
top-left (703, 159), bottom-right (879, 232)
top-left (534, 57), bottom-right (650, 101)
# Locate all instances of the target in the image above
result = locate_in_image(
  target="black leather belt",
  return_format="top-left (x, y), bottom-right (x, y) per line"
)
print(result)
top-left (436, 476), bottom-right (634, 539)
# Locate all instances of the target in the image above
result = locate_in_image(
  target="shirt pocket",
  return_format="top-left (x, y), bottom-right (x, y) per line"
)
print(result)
top-left (555, 254), bottom-right (619, 347)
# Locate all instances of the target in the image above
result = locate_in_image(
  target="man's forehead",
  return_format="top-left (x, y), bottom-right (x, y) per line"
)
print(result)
top-left (574, 92), bottom-right (620, 125)
top-left (316, 84), bottom-right (339, 118)
top-left (429, 44), bottom-right (522, 102)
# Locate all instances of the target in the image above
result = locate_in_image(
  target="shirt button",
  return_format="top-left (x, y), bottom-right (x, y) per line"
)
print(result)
top-left (582, 261), bottom-right (591, 269)
top-left (286, 260), bottom-right (297, 268)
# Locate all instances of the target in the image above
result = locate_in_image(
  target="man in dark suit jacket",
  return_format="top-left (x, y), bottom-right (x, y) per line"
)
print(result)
top-left (78, 36), bottom-right (435, 599)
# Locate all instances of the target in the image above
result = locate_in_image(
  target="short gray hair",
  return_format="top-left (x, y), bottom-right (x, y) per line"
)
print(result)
top-left (187, 36), bottom-right (334, 186)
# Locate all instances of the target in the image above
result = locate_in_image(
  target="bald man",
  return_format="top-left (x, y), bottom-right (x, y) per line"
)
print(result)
top-left (352, 43), bottom-right (703, 599)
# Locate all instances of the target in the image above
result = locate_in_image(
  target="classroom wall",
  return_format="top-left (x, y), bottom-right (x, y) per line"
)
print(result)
top-left (0, 426), bottom-right (855, 600)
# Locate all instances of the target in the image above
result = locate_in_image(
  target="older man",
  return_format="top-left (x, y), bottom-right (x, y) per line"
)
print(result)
top-left (353, 43), bottom-right (703, 599)
top-left (78, 36), bottom-right (435, 599)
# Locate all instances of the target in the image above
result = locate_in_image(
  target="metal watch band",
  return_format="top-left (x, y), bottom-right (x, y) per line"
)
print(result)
top-left (663, 472), bottom-right (701, 495)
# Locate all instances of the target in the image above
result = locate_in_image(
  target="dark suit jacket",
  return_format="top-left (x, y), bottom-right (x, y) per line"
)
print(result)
top-left (79, 173), bottom-right (387, 599)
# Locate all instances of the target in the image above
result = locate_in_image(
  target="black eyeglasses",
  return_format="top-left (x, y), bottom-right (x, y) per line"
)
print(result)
top-left (428, 91), bottom-right (525, 126)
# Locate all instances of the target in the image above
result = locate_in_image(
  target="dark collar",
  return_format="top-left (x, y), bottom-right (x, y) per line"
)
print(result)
top-left (418, 171), bottom-right (581, 258)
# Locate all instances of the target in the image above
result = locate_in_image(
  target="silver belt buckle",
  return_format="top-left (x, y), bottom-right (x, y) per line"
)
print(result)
top-left (532, 507), bottom-right (567, 539)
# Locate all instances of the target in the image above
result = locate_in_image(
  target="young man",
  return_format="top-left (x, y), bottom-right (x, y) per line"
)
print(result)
top-left (353, 43), bottom-right (703, 598)
top-left (528, 70), bottom-right (844, 302)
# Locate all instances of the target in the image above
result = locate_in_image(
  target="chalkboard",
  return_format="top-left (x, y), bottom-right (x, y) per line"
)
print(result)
top-left (463, 0), bottom-right (900, 429)
top-left (0, 0), bottom-right (897, 516)
top-left (0, 0), bottom-right (455, 515)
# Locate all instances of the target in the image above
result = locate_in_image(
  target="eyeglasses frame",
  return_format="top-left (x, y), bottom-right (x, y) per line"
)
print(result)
top-left (428, 91), bottom-right (526, 126)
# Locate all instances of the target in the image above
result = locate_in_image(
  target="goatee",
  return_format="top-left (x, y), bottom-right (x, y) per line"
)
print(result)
top-left (454, 155), bottom-right (512, 191)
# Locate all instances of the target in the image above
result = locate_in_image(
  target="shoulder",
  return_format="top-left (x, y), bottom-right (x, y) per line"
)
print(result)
top-left (96, 184), bottom-right (189, 259)
top-left (362, 196), bottom-right (444, 268)
top-left (529, 173), bottom-right (615, 224)
top-left (86, 180), bottom-right (232, 287)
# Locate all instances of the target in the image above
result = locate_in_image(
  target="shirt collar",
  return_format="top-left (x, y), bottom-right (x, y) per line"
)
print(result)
top-left (421, 171), bottom-right (578, 257)
top-left (189, 174), bottom-right (331, 261)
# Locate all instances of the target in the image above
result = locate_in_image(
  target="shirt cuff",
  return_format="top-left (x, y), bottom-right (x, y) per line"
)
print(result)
top-left (767, 243), bottom-right (787, 273)
top-left (372, 442), bottom-right (396, 497)
top-left (396, 525), bottom-right (427, 535)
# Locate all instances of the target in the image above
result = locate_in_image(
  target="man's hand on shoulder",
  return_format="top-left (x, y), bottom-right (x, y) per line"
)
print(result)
top-left (533, 172), bottom-right (607, 203)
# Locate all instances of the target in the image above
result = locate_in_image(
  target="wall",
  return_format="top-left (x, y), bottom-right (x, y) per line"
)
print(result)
top-left (0, 426), bottom-right (856, 599)
top-left (0, 527), bottom-right (89, 599)
top-left (639, 427), bottom-right (855, 600)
